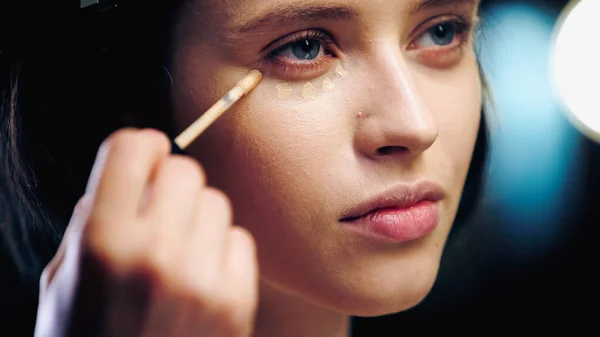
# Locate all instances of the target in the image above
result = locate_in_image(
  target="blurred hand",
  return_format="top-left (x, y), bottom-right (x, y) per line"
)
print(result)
top-left (34, 128), bottom-right (259, 337)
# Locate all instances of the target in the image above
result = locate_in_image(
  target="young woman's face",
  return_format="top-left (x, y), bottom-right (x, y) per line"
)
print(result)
top-left (171, 0), bottom-right (481, 316)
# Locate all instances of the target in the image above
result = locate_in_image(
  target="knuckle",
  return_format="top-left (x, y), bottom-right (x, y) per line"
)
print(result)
top-left (136, 245), bottom-right (172, 282)
top-left (142, 128), bottom-right (170, 148)
top-left (106, 133), bottom-right (148, 173)
top-left (203, 187), bottom-right (233, 214)
top-left (193, 288), bottom-right (222, 311)
top-left (82, 227), bottom-right (126, 273)
top-left (231, 226), bottom-right (258, 257)
top-left (164, 156), bottom-right (206, 187)
top-left (82, 218), bottom-right (142, 275)
top-left (105, 128), bottom-right (169, 162)
top-left (144, 236), bottom-right (172, 269)
top-left (231, 226), bottom-right (255, 246)
top-left (170, 264), bottom-right (220, 308)
top-left (103, 128), bottom-right (140, 150)
top-left (83, 226), bottom-right (171, 282)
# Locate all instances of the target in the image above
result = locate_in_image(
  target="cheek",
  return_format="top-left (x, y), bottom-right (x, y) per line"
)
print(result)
top-left (437, 82), bottom-right (481, 156)
top-left (419, 56), bottom-right (482, 205)
top-left (177, 78), bottom-right (363, 290)
top-left (219, 80), bottom-right (351, 182)
top-left (424, 64), bottom-right (482, 198)
top-left (174, 67), bottom-right (355, 224)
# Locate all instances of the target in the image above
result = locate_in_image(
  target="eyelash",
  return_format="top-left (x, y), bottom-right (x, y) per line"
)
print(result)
top-left (408, 16), bottom-right (474, 65)
top-left (262, 16), bottom-right (474, 78)
top-left (264, 30), bottom-right (337, 80)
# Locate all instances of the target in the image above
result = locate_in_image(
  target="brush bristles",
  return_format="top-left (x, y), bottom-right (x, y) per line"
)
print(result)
top-left (237, 70), bottom-right (263, 94)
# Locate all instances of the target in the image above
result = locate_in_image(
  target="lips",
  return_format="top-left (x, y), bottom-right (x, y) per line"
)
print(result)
top-left (339, 181), bottom-right (444, 243)
top-left (340, 181), bottom-right (444, 221)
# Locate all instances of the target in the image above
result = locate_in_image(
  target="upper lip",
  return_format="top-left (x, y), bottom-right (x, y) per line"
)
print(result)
top-left (340, 180), bottom-right (445, 221)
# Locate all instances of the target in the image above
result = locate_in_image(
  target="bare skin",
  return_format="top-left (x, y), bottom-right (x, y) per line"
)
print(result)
top-left (35, 1), bottom-right (482, 336)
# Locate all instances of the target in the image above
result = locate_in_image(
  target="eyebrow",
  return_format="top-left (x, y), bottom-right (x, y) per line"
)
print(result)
top-left (409, 0), bottom-right (480, 14)
top-left (235, 4), bottom-right (357, 33)
top-left (234, 0), bottom-right (480, 34)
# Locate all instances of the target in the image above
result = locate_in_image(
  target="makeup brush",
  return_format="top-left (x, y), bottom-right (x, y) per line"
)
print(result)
top-left (170, 70), bottom-right (263, 153)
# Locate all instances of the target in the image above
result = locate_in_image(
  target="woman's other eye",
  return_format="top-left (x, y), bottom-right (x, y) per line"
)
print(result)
top-left (409, 19), bottom-right (473, 68)
top-left (415, 22), bottom-right (460, 47)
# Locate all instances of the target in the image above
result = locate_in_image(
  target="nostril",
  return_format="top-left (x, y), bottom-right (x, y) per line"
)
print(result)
top-left (377, 146), bottom-right (408, 156)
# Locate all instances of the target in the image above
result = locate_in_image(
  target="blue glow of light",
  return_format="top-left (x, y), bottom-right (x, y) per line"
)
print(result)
top-left (478, 4), bottom-right (584, 257)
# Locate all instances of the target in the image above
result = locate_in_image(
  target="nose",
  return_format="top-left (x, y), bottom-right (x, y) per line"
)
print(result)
top-left (353, 50), bottom-right (439, 159)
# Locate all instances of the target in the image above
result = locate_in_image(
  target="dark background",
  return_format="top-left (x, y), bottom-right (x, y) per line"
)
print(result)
top-left (2, 0), bottom-right (598, 335)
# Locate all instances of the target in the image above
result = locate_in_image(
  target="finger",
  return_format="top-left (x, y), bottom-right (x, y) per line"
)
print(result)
top-left (84, 138), bottom-right (110, 198)
top-left (91, 128), bottom-right (170, 224)
top-left (216, 227), bottom-right (259, 337)
top-left (41, 195), bottom-right (93, 289)
top-left (142, 156), bottom-right (205, 232)
top-left (223, 227), bottom-right (258, 310)
top-left (186, 188), bottom-right (233, 285)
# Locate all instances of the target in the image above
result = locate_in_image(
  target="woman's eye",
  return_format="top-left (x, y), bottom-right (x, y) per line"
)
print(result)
top-left (414, 22), bottom-right (461, 48)
top-left (407, 19), bottom-right (472, 68)
top-left (274, 38), bottom-right (325, 61)
top-left (262, 31), bottom-right (337, 80)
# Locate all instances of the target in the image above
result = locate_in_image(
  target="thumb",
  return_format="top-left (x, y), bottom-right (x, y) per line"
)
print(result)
top-left (85, 137), bottom-right (111, 198)
top-left (41, 138), bottom-right (111, 288)
top-left (40, 194), bottom-right (93, 291)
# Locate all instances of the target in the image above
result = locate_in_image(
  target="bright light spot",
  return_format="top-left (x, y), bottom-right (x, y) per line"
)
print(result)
top-left (552, 0), bottom-right (600, 143)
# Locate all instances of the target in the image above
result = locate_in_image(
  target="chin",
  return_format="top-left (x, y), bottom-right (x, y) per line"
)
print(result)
top-left (342, 270), bottom-right (439, 317)
top-left (349, 285), bottom-right (435, 318)
top-left (299, 251), bottom-right (443, 318)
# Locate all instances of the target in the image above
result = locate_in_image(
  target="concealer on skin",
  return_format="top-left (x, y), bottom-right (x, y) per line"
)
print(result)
top-left (274, 65), bottom-right (346, 101)
top-left (322, 77), bottom-right (335, 92)
top-left (335, 65), bottom-right (348, 78)
top-left (276, 83), bottom-right (293, 99)
top-left (301, 82), bottom-right (317, 99)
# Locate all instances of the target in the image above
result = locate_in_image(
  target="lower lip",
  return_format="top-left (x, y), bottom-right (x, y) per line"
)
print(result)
top-left (341, 201), bottom-right (440, 243)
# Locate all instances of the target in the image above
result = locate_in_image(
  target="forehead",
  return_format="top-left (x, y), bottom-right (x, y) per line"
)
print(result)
top-left (186, 0), bottom-right (479, 28)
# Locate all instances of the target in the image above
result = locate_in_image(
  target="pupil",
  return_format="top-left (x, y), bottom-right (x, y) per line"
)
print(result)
top-left (431, 24), bottom-right (455, 45)
top-left (292, 39), bottom-right (320, 60)
top-left (435, 24), bottom-right (447, 38)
